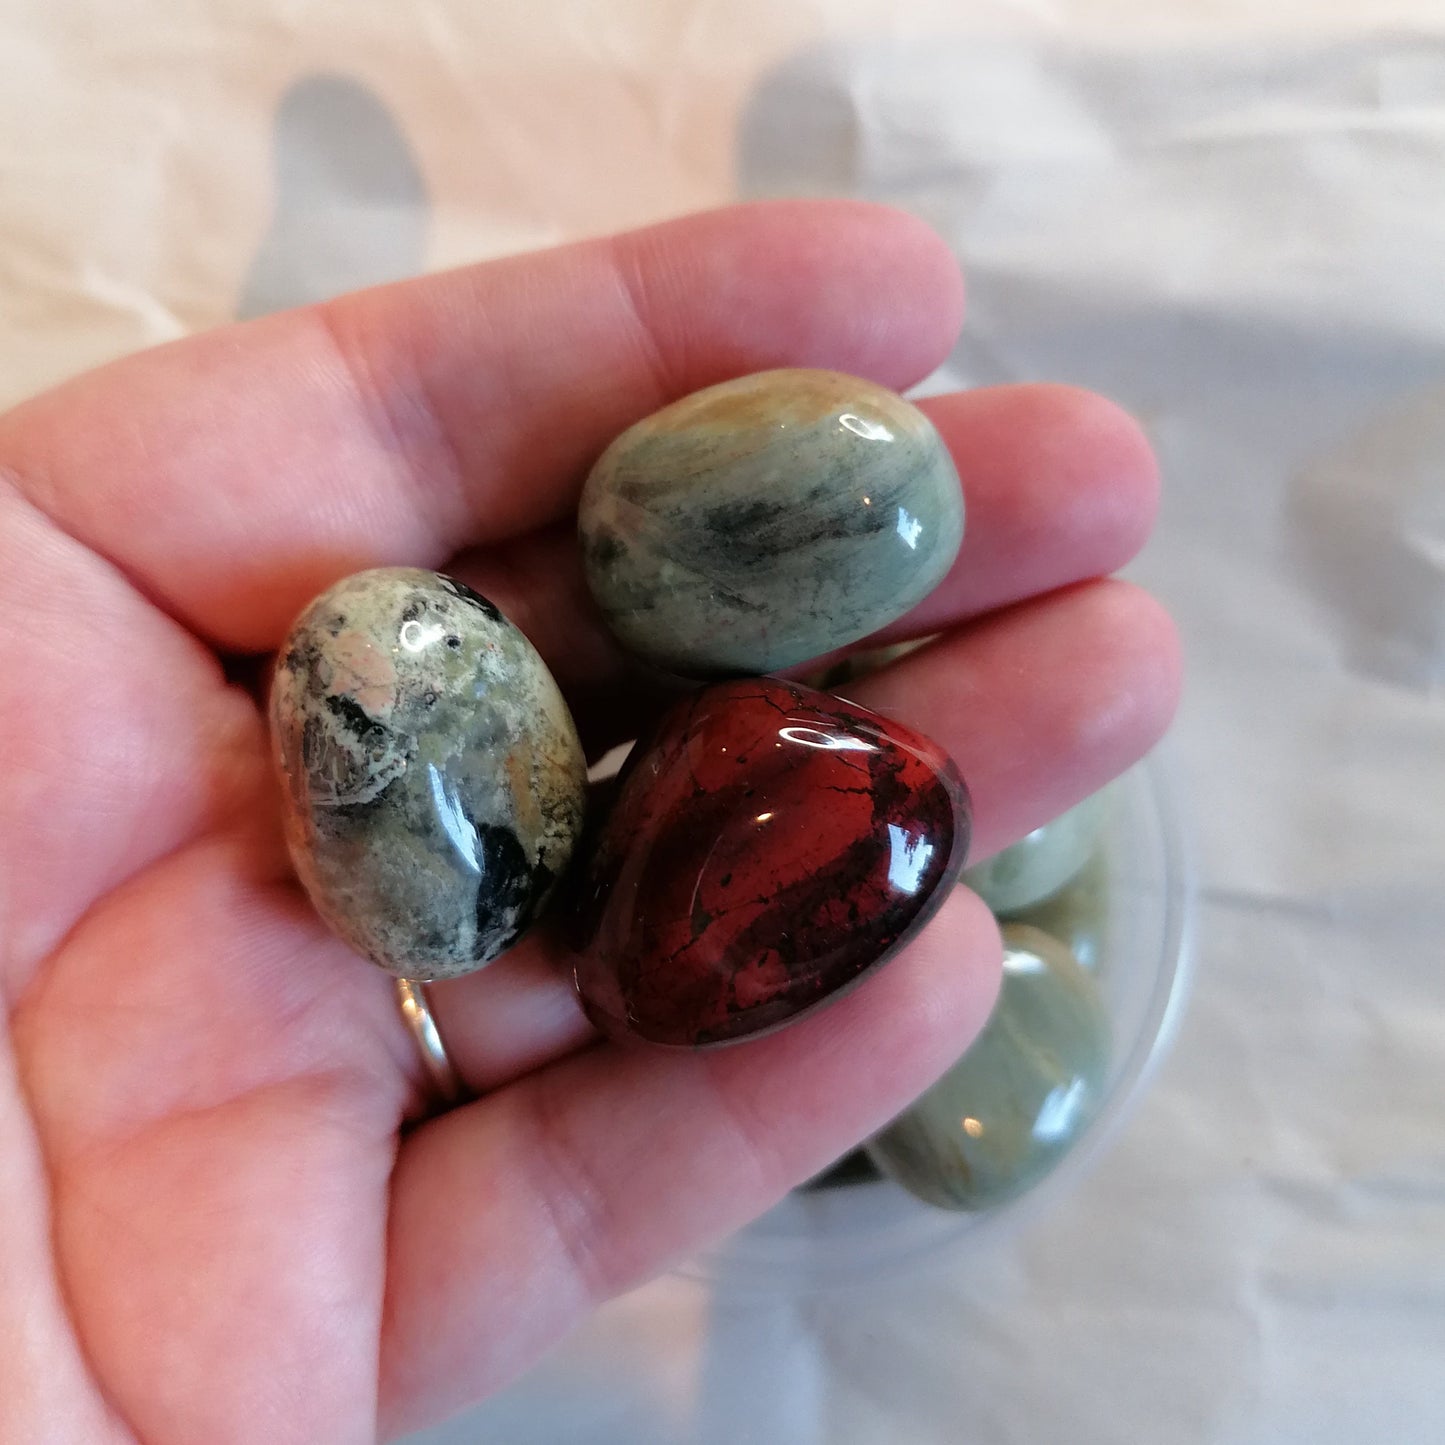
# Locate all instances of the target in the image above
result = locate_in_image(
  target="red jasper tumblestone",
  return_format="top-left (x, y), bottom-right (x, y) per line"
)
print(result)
top-left (570, 678), bottom-right (971, 1047)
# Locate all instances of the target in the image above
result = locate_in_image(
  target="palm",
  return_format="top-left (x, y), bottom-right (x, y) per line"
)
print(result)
top-left (0, 202), bottom-right (1178, 1443)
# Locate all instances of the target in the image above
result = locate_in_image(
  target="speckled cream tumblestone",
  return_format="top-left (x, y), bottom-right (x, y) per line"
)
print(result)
top-left (270, 567), bottom-right (587, 980)
top-left (578, 369), bottom-right (965, 677)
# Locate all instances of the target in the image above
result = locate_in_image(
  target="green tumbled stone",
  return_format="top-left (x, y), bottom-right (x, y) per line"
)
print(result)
top-left (865, 924), bottom-right (1110, 1211)
top-left (271, 567), bottom-right (587, 980)
top-left (578, 369), bottom-right (964, 677)
top-left (1010, 848), bottom-right (1109, 972)
top-left (962, 789), bottom-right (1111, 914)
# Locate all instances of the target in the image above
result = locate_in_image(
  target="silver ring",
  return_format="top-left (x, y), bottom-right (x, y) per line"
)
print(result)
top-left (395, 978), bottom-right (466, 1108)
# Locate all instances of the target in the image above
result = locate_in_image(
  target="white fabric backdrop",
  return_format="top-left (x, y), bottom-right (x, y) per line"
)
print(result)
top-left (4, 3), bottom-right (1442, 1441)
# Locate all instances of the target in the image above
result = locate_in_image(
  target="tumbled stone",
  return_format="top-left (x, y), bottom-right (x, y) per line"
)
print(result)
top-left (578, 369), bottom-right (964, 677)
top-left (270, 567), bottom-right (587, 980)
top-left (865, 924), bottom-right (1110, 1211)
top-left (962, 789), bottom-right (1111, 914)
top-left (570, 678), bottom-right (970, 1047)
top-left (1011, 850), bottom-right (1109, 972)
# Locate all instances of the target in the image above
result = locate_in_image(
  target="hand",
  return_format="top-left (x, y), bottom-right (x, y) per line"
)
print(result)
top-left (0, 202), bottom-right (1179, 1442)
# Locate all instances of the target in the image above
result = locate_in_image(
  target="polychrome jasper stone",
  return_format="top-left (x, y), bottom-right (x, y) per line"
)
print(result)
top-left (271, 567), bottom-right (587, 980)
top-left (962, 788), bottom-right (1111, 915)
top-left (865, 924), bottom-right (1110, 1211)
top-left (578, 369), bottom-right (964, 677)
top-left (570, 678), bottom-right (970, 1046)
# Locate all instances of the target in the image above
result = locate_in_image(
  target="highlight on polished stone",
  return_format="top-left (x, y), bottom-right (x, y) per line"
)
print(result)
top-left (962, 788), bottom-right (1112, 915)
top-left (865, 924), bottom-right (1110, 1211)
top-left (578, 368), bottom-right (965, 677)
top-left (570, 678), bottom-right (971, 1047)
top-left (270, 567), bottom-right (587, 980)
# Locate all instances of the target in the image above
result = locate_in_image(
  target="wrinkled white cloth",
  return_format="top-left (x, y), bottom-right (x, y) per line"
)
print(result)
top-left (4, 3), bottom-right (1442, 1441)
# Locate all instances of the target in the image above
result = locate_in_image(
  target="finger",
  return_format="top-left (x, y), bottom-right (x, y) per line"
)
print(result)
top-left (850, 578), bottom-right (1184, 861)
top-left (881, 383), bottom-right (1159, 637)
top-left (0, 201), bottom-right (964, 652)
top-left (447, 383), bottom-right (1158, 752)
top-left (421, 577), bottom-right (1179, 1100)
top-left (378, 887), bottom-right (1002, 1434)
top-left (421, 936), bottom-right (595, 1097)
